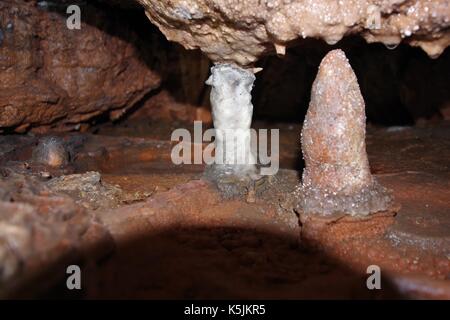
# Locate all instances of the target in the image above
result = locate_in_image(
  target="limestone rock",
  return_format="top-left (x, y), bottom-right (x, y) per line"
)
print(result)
top-left (46, 171), bottom-right (123, 210)
top-left (0, 0), bottom-right (160, 132)
top-left (0, 170), bottom-right (113, 296)
top-left (139, 0), bottom-right (450, 66)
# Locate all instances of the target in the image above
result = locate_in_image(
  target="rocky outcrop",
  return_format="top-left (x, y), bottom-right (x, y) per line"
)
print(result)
top-left (139, 0), bottom-right (450, 66)
top-left (0, 0), bottom-right (160, 132)
top-left (0, 170), bottom-right (113, 297)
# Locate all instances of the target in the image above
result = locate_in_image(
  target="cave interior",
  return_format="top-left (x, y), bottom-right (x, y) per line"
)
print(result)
top-left (0, 0), bottom-right (449, 299)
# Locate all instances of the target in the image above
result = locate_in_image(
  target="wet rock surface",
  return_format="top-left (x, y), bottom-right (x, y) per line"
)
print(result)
top-left (0, 0), bottom-right (160, 132)
top-left (139, 0), bottom-right (450, 66)
top-left (0, 120), bottom-right (448, 299)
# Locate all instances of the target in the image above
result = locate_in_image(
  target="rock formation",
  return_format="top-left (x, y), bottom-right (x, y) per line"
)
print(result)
top-left (0, 0), bottom-right (160, 132)
top-left (297, 49), bottom-right (394, 216)
top-left (0, 170), bottom-right (112, 296)
top-left (206, 63), bottom-right (257, 176)
top-left (139, 0), bottom-right (450, 66)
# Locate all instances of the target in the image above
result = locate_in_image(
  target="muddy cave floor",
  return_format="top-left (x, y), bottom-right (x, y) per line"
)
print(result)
top-left (1, 119), bottom-right (449, 299)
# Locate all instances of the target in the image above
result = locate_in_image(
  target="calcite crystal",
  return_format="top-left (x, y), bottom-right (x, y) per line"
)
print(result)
top-left (298, 49), bottom-right (393, 216)
top-left (139, 0), bottom-right (450, 66)
top-left (206, 63), bottom-right (257, 176)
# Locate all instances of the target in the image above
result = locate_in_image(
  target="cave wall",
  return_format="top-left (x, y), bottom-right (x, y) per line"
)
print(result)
top-left (0, 0), bottom-right (161, 133)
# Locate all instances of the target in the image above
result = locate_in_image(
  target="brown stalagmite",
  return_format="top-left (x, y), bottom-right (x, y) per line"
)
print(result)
top-left (299, 49), bottom-right (394, 216)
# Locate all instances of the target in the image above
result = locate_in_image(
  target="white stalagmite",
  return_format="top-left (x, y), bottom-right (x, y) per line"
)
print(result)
top-left (206, 63), bottom-right (257, 177)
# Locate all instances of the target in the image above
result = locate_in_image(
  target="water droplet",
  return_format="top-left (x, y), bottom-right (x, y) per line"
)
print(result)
top-left (385, 43), bottom-right (399, 50)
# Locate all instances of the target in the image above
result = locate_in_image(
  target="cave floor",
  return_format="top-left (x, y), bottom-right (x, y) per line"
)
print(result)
top-left (0, 120), bottom-right (449, 299)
